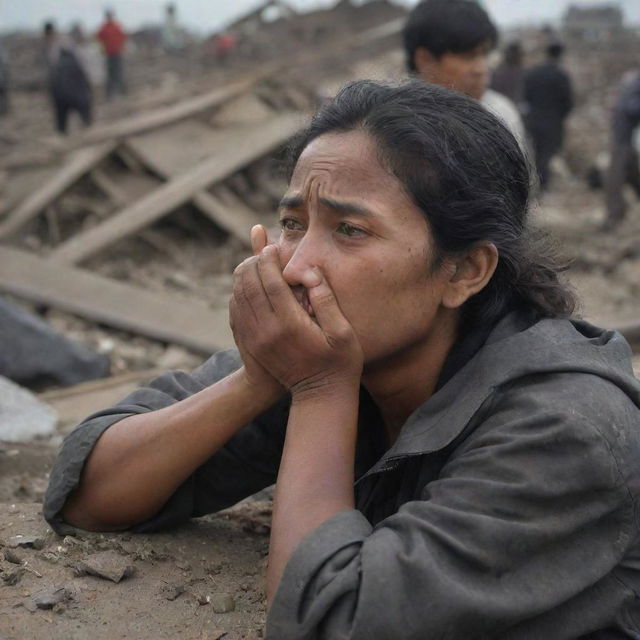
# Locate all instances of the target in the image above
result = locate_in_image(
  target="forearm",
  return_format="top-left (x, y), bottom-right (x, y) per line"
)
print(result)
top-left (266, 383), bottom-right (359, 604)
top-left (62, 368), bottom-right (281, 531)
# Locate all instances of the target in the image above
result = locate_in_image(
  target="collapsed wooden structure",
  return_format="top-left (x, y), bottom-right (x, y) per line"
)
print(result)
top-left (0, 77), bottom-right (309, 353)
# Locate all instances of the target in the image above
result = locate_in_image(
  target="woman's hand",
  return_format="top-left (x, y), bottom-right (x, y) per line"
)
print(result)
top-left (229, 225), bottom-right (284, 402)
top-left (230, 240), bottom-right (363, 400)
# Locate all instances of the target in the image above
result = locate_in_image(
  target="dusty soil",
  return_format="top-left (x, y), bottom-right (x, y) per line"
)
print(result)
top-left (0, 500), bottom-right (272, 640)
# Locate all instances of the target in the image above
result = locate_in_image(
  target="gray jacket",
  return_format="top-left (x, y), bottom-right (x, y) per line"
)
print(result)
top-left (44, 313), bottom-right (640, 638)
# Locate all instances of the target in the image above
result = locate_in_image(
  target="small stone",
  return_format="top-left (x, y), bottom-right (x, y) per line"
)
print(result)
top-left (76, 551), bottom-right (135, 583)
top-left (161, 583), bottom-right (186, 601)
top-left (4, 549), bottom-right (22, 564)
top-left (32, 586), bottom-right (71, 610)
top-left (1, 566), bottom-right (25, 586)
top-left (6, 535), bottom-right (45, 550)
top-left (197, 593), bottom-right (211, 606)
top-left (211, 593), bottom-right (235, 614)
top-left (21, 598), bottom-right (37, 613)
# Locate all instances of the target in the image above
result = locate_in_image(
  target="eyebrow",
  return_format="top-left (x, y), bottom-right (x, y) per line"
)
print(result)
top-left (278, 194), bottom-right (375, 217)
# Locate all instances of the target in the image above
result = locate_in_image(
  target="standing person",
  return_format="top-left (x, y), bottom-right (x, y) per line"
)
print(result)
top-left (603, 70), bottom-right (640, 230)
top-left (162, 4), bottom-right (185, 53)
top-left (96, 9), bottom-right (127, 100)
top-left (43, 22), bottom-right (92, 135)
top-left (0, 39), bottom-right (9, 116)
top-left (523, 42), bottom-right (574, 191)
top-left (403, 0), bottom-right (526, 148)
top-left (490, 41), bottom-right (525, 107)
top-left (44, 80), bottom-right (640, 637)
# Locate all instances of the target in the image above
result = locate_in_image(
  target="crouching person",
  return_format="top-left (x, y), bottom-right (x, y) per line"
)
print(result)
top-left (45, 80), bottom-right (640, 639)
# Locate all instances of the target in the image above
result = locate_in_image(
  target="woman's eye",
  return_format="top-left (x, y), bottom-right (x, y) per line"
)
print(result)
top-left (336, 222), bottom-right (366, 238)
top-left (279, 218), bottom-right (303, 232)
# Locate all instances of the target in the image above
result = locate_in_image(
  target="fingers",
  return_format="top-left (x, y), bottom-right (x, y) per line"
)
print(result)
top-left (257, 245), bottom-right (299, 316)
top-left (251, 224), bottom-right (268, 256)
top-left (306, 269), bottom-right (353, 344)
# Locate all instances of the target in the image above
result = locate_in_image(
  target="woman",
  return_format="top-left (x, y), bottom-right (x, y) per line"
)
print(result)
top-left (45, 81), bottom-right (640, 638)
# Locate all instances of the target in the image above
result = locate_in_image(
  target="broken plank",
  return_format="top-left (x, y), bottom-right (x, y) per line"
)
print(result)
top-left (0, 247), bottom-right (234, 354)
top-left (72, 78), bottom-right (256, 146)
top-left (0, 142), bottom-right (116, 240)
top-left (50, 112), bottom-right (302, 265)
top-left (124, 120), bottom-right (264, 243)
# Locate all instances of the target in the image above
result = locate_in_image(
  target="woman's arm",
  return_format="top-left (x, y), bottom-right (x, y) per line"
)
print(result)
top-left (266, 384), bottom-right (360, 603)
top-left (230, 243), bottom-right (364, 604)
top-left (62, 366), bottom-right (282, 532)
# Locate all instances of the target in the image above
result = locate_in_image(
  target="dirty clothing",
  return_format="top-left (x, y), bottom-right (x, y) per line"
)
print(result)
top-left (480, 88), bottom-right (526, 151)
top-left (96, 20), bottom-right (127, 99)
top-left (48, 46), bottom-right (92, 134)
top-left (605, 71), bottom-right (640, 226)
top-left (44, 313), bottom-right (640, 638)
top-left (524, 61), bottom-right (573, 189)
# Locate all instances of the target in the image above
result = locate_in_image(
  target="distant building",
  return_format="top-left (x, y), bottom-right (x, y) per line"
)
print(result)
top-left (562, 4), bottom-right (624, 42)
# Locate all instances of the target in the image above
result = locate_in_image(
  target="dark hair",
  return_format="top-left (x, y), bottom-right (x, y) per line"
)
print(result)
top-left (547, 42), bottom-right (565, 59)
top-left (43, 21), bottom-right (55, 36)
top-left (286, 80), bottom-right (575, 332)
top-left (403, 0), bottom-right (498, 72)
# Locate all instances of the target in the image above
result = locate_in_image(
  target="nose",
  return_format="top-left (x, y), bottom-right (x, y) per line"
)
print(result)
top-left (279, 231), bottom-right (324, 287)
top-left (471, 55), bottom-right (489, 79)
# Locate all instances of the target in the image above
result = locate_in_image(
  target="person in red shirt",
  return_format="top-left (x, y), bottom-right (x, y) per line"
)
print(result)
top-left (96, 9), bottom-right (127, 100)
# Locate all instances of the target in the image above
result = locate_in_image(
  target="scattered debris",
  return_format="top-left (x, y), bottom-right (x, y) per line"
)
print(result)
top-left (6, 535), bottom-right (47, 550)
top-left (75, 551), bottom-right (136, 583)
top-left (31, 585), bottom-right (72, 610)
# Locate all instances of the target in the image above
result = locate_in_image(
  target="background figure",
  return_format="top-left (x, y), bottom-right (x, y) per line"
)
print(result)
top-left (490, 41), bottom-right (524, 107)
top-left (0, 40), bottom-right (9, 116)
top-left (603, 70), bottom-right (640, 230)
top-left (43, 22), bottom-right (92, 135)
top-left (97, 10), bottom-right (127, 99)
top-left (162, 4), bottom-right (185, 53)
top-left (523, 42), bottom-right (573, 191)
top-left (403, 0), bottom-right (526, 148)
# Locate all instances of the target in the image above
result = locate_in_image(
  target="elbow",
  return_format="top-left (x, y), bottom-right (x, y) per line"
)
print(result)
top-left (60, 491), bottom-right (133, 533)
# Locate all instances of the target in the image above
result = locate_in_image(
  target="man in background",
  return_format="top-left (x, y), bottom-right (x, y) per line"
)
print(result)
top-left (97, 9), bottom-right (127, 100)
top-left (403, 0), bottom-right (526, 148)
top-left (491, 41), bottom-right (525, 107)
top-left (523, 42), bottom-right (573, 191)
top-left (603, 70), bottom-right (640, 230)
top-left (43, 22), bottom-right (92, 134)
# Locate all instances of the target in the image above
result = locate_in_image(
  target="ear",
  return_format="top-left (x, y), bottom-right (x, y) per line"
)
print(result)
top-left (413, 47), bottom-right (438, 81)
top-left (441, 244), bottom-right (499, 309)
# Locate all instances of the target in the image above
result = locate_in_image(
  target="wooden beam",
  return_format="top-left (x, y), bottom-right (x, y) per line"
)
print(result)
top-left (124, 120), bottom-right (265, 244)
top-left (71, 78), bottom-right (256, 146)
top-left (0, 142), bottom-right (115, 240)
top-left (0, 247), bottom-right (233, 354)
top-left (50, 113), bottom-right (301, 265)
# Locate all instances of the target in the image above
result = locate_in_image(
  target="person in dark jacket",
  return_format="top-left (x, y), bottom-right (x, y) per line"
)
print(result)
top-left (603, 70), bottom-right (640, 230)
top-left (490, 40), bottom-right (525, 106)
top-left (523, 41), bottom-right (574, 191)
top-left (44, 80), bottom-right (640, 638)
top-left (43, 22), bottom-right (92, 134)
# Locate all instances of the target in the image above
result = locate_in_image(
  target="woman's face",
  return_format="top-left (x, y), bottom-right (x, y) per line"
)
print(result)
top-left (277, 130), bottom-right (456, 370)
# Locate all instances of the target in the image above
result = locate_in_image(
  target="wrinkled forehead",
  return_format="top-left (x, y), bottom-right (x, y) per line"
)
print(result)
top-left (289, 130), bottom-right (404, 201)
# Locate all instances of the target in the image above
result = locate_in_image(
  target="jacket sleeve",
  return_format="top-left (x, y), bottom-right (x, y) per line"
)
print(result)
top-left (43, 349), bottom-right (288, 535)
top-left (266, 374), bottom-right (636, 640)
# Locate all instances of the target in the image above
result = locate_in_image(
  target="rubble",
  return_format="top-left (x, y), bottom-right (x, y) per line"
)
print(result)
top-left (0, 376), bottom-right (57, 442)
top-left (75, 551), bottom-right (135, 583)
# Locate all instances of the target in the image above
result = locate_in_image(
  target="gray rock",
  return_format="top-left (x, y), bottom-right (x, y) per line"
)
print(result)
top-left (211, 593), bottom-right (235, 614)
top-left (0, 297), bottom-right (110, 389)
top-left (4, 549), bottom-right (22, 564)
top-left (76, 551), bottom-right (135, 583)
top-left (1, 566), bottom-right (25, 586)
top-left (32, 586), bottom-right (71, 610)
top-left (0, 377), bottom-right (57, 442)
top-left (6, 535), bottom-right (46, 550)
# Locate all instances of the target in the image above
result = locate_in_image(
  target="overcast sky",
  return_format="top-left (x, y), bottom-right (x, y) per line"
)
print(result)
top-left (1, 0), bottom-right (638, 33)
